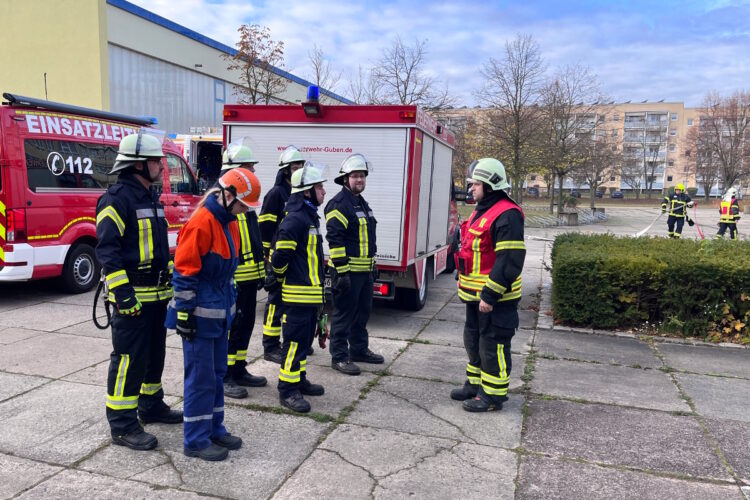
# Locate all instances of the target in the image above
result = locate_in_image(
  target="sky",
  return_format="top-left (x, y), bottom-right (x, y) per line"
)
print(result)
top-left (128, 0), bottom-right (750, 107)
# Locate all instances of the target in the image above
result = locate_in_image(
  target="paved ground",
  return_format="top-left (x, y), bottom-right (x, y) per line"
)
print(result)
top-left (0, 207), bottom-right (749, 499)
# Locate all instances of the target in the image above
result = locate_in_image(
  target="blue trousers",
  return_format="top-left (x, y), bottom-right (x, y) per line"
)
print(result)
top-left (182, 336), bottom-right (227, 450)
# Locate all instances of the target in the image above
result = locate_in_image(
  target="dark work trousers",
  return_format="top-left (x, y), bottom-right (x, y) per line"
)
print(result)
top-left (716, 222), bottom-right (738, 240)
top-left (667, 215), bottom-right (685, 238)
top-left (329, 272), bottom-right (373, 363)
top-left (277, 305), bottom-right (317, 398)
top-left (227, 281), bottom-right (258, 376)
top-left (106, 302), bottom-right (168, 436)
top-left (182, 334), bottom-right (228, 451)
top-left (262, 288), bottom-right (283, 353)
top-left (463, 302), bottom-right (514, 399)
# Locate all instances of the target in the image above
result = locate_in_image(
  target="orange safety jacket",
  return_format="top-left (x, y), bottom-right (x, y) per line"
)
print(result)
top-left (456, 199), bottom-right (525, 303)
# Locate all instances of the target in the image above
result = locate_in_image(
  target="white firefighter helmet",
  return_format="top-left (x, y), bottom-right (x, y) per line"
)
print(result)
top-left (110, 130), bottom-right (165, 174)
top-left (725, 187), bottom-right (738, 199)
top-left (278, 145), bottom-right (305, 169)
top-left (334, 153), bottom-right (372, 185)
top-left (222, 137), bottom-right (258, 170)
top-left (467, 158), bottom-right (510, 191)
top-left (290, 161), bottom-right (328, 194)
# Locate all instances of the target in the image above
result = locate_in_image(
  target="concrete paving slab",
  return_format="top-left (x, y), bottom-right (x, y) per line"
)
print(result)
top-left (517, 455), bottom-right (743, 500)
top-left (237, 358), bottom-right (376, 417)
top-left (374, 442), bottom-right (517, 500)
top-left (0, 453), bottom-right (63, 499)
top-left (346, 376), bottom-right (523, 449)
top-left (535, 329), bottom-right (661, 368)
top-left (303, 337), bottom-right (408, 373)
top-left (523, 399), bottom-right (731, 481)
top-left (77, 444), bottom-right (170, 480)
top-left (0, 326), bottom-right (45, 345)
top-left (532, 358), bottom-right (689, 412)
top-left (365, 313), bottom-right (429, 341)
top-left (0, 381), bottom-right (111, 466)
top-left (705, 418), bottom-right (750, 483)
top-left (129, 462), bottom-right (184, 489)
top-left (390, 342), bottom-right (524, 390)
top-left (63, 347), bottom-right (185, 397)
top-left (272, 449), bottom-right (375, 499)
top-left (519, 308), bottom-right (536, 329)
top-left (0, 333), bottom-right (111, 379)
top-left (434, 302), bottom-right (465, 322)
top-left (0, 302), bottom-right (96, 331)
top-left (55, 319), bottom-right (113, 339)
top-left (677, 373), bottom-right (750, 423)
top-left (0, 371), bottom-right (50, 403)
top-left (18, 469), bottom-right (207, 499)
top-left (416, 319), bottom-right (465, 347)
top-left (154, 410), bottom-right (328, 499)
top-left (47, 289), bottom-right (96, 307)
top-left (658, 343), bottom-right (750, 379)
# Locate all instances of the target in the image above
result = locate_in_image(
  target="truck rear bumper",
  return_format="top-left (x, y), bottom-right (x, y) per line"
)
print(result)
top-left (0, 243), bottom-right (69, 281)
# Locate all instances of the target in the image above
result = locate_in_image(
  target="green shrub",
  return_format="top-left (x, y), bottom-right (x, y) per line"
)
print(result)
top-left (551, 234), bottom-right (750, 342)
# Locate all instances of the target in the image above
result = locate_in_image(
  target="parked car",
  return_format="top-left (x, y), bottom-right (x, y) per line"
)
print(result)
top-left (611, 191), bottom-right (624, 199)
top-left (570, 190), bottom-right (582, 198)
top-left (465, 188), bottom-right (475, 204)
top-left (527, 187), bottom-right (540, 197)
top-left (595, 191), bottom-right (603, 198)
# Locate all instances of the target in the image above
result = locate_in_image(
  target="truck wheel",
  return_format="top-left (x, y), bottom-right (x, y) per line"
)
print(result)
top-left (396, 266), bottom-right (429, 311)
top-left (60, 243), bottom-right (100, 293)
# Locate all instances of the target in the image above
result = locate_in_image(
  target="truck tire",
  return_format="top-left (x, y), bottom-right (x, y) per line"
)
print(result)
top-left (60, 243), bottom-right (99, 293)
top-left (396, 261), bottom-right (430, 311)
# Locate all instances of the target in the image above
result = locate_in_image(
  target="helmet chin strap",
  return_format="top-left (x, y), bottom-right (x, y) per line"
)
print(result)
top-left (221, 189), bottom-right (238, 213)
top-left (305, 188), bottom-right (321, 206)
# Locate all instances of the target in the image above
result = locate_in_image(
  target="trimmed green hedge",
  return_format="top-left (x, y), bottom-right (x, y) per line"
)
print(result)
top-left (551, 234), bottom-right (750, 341)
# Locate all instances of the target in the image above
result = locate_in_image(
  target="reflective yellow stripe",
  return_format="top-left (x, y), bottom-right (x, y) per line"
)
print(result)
top-left (358, 217), bottom-right (368, 257)
top-left (114, 354), bottom-right (130, 398)
top-left (307, 233), bottom-right (320, 286)
top-left (137, 218), bottom-right (154, 267)
top-left (106, 270), bottom-right (129, 290)
top-left (498, 344), bottom-right (507, 380)
top-left (237, 213), bottom-right (252, 257)
top-left (466, 363), bottom-right (481, 384)
top-left (276, 240), bottom-right (297, 251)
top-left (495, 240), bottom-right (526, 252)
top-left (329, 246), bottom-right (347, 259)
top-left (236, 350), bottom-right (247, 362)
top-left (106, 394), bottom-right (138, 410)
top-left (272, 264), bottom-right (288, 274)
top-left (0, 199), bottom-right (5, 216)
top-left (258, 213), bottom-right (278, 223)
top-left (326, 210), bottom-right (348, 228)
top-left (227, 353), bottom-right (236, 366)
top-left (96, 206), bottom-right (125, 236)
top-left (333, 263), bottom-right (351, 273)
top-left (284, 342), bottom-right (298, 372)
top-left (485, 278), bottom-right (506, 295)
top-left (471, 238), bottom-right (481, 275)
top-left (140, 382), bottom-right (162, 395)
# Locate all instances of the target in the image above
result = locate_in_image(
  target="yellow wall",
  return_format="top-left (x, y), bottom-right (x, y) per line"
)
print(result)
top-left (0, 0), bottom-right (109, 109)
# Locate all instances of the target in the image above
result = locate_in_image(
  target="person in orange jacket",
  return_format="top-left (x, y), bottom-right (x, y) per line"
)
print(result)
top-left (165, 168), bottom-right (261, 462)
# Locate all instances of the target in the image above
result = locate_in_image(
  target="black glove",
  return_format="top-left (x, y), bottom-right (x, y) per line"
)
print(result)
top-left (264, 273), bottom-right (282, 293)
top-left (333, 272), bottom-right (351, 294)
top-left (117, 294), bottom-right (142, 317)
top-left (176, 310), bottom-right (197, 341)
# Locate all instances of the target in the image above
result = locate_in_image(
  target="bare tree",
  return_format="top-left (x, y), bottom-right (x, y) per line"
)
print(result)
top-left (696, 91), bottom-right (750, 190)
top-left (475, 34), bottom-right (545, 200)
top-left (685, 125), bottom-right (720, 200)
top-left (307, 44), bottom-right (341, 102)
top-left (538, 65), bottom-right (604, 213)
top-left (224, 24), bottom-right (287, 104)
top-left (619, 160), bottom-right (644, 195)
top-left (570, 126), bottom-right (622, 208)
top-left (621, 112), bottom-right (669, 198)
top-left (346, 65), bottom-right (383, 105)
top-left (371, 36), bottom-right (457, 110)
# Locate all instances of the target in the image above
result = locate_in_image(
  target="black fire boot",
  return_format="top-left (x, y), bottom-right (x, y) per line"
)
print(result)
top-left (450, 381), bottom-right (479, 401)
top-left (184, 443), bottom-right (229, 461)
top-left (223, 377), bottom-right (248, 399)
top-left (300, 380), bottom-right (325, 396)
top-left (350, 349), bottom-right (384, 364)
top-left (112, 428), bottom-right (158, 451)
top-left (232, 366), bottom-right (267, 387)
top-left (462, 389), bottom-right (508, 413)
top-left (139, 402), bottom-right (183, 424)
top-left (264, 349), bottom-right (283, 364)
top-left (280, 392), bottom-right (311, 413)
top-left (211, 432), bottom-right (243, 450)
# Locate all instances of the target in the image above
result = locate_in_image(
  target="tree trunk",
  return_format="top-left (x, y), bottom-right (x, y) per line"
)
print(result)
top-left (557, 175), bottom-right (565, 215)
top-left (548, 176), bottom-right (555, 214)
top-left (590, 184), bottom-right (596, 209)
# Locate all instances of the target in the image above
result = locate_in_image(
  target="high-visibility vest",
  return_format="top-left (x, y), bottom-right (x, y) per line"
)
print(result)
top-left (719, 199), bottom-right (739, 223)
top-left (456, 199), bottom-right (524, 303)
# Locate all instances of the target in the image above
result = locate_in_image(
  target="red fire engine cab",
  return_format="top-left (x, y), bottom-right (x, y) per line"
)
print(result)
top-left (223, 100), bottom-right (460, 310)
top-left (0, 93), bottom-right (202, 292)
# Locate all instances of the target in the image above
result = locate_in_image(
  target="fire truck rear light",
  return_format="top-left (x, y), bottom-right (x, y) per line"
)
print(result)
top-left (399, 111), bottom-right (416, 119)
top-left (223, 109), bottom-right (238, 118)
top-left (373, 282), bottom-right (390, 296)
top-left (7, 209), bottom-right (27, 242)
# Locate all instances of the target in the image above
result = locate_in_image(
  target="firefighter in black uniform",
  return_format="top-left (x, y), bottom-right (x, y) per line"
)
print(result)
top-left (325, 153), bottom-right (383, 375)
top-left (451, 158), bottom-right (526, 412)
top-left (266, 162), bottom-right (327, 413)
top-left (221, 139), bottom-right (268, 399)
top-left (661, 183), bottom-right (694, 238)
top-left (96, 132), bottom-right (182, 450)
top-left (258, 145), bottom-right (305, 363)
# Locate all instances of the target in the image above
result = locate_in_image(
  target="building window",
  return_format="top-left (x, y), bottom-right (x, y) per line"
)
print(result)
top-left (667, 175), bottom-right (673, 182)
top-left (530, 175), bottom-right (536, 180)
top-left (611, 129), bottom-right (619, 137)
top-left (613, 114), bottom-right (620, 121)
top-left (685, 149), bottom-right (691, 157)
top-left (671, 113), bottom-right (678, 121)
top-left (597, 176), bottom-right (602, 182)
top-left (610, 176), bottom-right (616, 182)
top-left (668, 160), bottom-right (674, 167)
top-left (669, 144), bottom-right (676, 152)
top-left (670, 129), bottom-right (677, 136)
top-left (687, 118), bottom-right (694, 126)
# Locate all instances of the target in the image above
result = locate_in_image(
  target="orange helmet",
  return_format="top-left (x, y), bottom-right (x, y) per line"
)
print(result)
top-left (218, 167), bottom-right (261, 208)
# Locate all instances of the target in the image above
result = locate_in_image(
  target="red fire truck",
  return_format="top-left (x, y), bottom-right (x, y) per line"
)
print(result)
top-left (222, 101), bottom-right (460, 310)
top-left (0, 93), bottom-right (202, 292)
